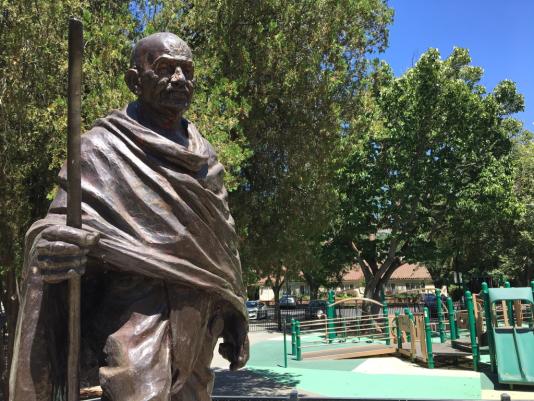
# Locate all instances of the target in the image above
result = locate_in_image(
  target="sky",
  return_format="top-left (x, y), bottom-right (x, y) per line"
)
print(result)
top-left (380, 0), bottom-right (534, 129)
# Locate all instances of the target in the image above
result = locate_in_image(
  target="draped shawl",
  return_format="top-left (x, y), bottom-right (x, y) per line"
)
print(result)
top-left (10, 105), bottom-right (247, 400)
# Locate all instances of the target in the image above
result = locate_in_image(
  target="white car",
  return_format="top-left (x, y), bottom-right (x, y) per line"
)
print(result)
top-left (246, 300), bottom-right (267, 320)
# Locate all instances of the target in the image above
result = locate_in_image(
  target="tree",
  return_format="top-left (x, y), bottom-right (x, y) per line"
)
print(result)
top-left (325, 48), bottom-right (525, 308)
top-left (183, 0), bottom-right (393, 306)
top-left (499, 135), bottom-right (534, 285)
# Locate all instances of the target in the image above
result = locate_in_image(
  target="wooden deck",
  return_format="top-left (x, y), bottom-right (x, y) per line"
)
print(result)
top-left (303, 344), bottom-right (396, 360)
top-left (452, 338), bottom-right (489, 354)
top-left (401, 341), bottom-right (471, 360)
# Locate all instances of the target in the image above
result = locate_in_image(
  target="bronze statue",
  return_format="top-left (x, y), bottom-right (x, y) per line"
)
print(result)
top-left (10, 32), bottom-right (249, 401)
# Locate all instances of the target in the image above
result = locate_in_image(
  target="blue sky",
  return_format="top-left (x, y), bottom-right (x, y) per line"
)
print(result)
top-left (381, 0), bottom-right (534, 129)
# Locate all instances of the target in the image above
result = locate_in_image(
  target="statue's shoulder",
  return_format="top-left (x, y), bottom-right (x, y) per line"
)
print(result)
top-left (80, 109), bottom-right (128, 153)
top-left (186, 120), bottom-right (218, 161)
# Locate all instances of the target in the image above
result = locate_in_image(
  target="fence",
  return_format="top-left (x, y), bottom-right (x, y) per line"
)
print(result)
top-left (248, 304), bottom-right (428, 332)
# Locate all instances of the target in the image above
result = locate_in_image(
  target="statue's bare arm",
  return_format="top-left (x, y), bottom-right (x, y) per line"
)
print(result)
top-left (219, 309), bottom-right (249, 370)
top-left (29, 225), bottom-right (100, 283)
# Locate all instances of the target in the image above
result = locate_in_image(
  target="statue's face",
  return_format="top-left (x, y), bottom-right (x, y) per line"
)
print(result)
top-left (136, 37), bottom-right (194, 116)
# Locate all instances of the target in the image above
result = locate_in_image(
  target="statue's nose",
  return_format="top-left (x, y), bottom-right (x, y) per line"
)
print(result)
top-left (171, 66), bottom-right (186, 83)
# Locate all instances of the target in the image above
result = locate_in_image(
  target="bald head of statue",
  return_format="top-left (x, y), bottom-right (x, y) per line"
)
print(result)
top-left (125, 32), bottom-right (194, 127)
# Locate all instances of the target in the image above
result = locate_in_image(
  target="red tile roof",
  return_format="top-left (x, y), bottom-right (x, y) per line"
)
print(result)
top-left (391, 263), bottom-right (432, 280)
top-left (255, 263), bottom-right (432, 286)
top-left (342, 263), bottom-right (431, 281)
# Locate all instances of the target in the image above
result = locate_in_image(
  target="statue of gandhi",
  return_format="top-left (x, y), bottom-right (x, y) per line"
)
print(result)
top-left (10, 32), bottom-right (249, 401)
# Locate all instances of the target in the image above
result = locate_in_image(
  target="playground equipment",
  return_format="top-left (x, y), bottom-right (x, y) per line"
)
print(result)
top-left (482, 282), bottom-right (534, 387)
top-left (452, 292), bottom-right (486, 353)
top-left (289, 282), bottom-right (534, 380)
top-left (394, 306), bottom-right (475, 369)
top-left (291, 292), bottom-right (396, 360)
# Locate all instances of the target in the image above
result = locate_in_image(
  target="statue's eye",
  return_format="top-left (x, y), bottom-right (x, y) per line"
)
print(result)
top-left (182, 67), bottom-right (193, 78)
top-left (156, 63), bottom-right (171, 75)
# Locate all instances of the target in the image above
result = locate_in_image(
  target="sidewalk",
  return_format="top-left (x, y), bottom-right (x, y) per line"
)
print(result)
top-left (212, 332), bottom-right (534, 399)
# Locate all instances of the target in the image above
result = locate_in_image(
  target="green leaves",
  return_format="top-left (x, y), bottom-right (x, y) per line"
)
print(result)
top-left (327, 47), bottom-right (529, 288)
top-left (167, 0), bottom-right (393, 283)
top-left (493, 79), bottom-right (525, 116)
top-left (0, 0), bottom-right (137, 273)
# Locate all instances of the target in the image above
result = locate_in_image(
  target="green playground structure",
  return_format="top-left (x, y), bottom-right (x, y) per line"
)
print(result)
top-left (287, 282), bottom-right (534, 385)
top-left (482, 282), bottom-right (534, 387)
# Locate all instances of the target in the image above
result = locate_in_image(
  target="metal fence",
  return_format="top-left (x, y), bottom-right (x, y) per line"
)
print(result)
top-left (248, 304), bottom-right (428, 332)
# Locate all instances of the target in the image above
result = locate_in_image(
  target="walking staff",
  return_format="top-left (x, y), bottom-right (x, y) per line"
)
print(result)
top-left (66, 17), bottom-right (83, 401)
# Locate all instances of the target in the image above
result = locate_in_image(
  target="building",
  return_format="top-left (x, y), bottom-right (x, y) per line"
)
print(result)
top-left (256, 263), bottom-right (435, 302)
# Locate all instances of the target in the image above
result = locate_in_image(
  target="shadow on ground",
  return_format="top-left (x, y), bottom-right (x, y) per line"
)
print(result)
top-left (212, 368), bottom-right (301, 396)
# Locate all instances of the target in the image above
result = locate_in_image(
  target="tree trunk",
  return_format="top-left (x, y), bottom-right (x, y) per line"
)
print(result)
top-left (522, 263), bottom-right (533, 286)
top-left (363, 279), bottom-right (384, 316)
top-left (362, 259), bottom-right (401, 316)
top-left (0, 263), bottom-right (19, 400)
top-left (0, 278), bottom-right (6, 400)
top-left (310, 285), bottom-right (319, 300)
top-left (271, 278), bottom-right (284, 332)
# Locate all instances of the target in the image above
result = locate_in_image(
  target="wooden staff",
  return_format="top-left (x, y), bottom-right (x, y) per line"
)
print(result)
top-left (67, 17), bottom-right (83, 401)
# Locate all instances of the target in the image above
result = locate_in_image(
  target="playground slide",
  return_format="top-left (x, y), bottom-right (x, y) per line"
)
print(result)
top-left (493, 327), bottom-right (534, 385)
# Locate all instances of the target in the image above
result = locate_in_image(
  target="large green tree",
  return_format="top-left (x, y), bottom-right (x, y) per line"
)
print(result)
top-left (501, 137), bottom-right (534, 284)
top-left (325, 48), bottom-right (525, 306)
top-left (187, 0), bottom-right (393, 305)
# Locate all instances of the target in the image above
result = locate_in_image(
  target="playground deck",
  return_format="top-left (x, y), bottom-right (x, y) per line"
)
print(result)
top-left (303, 343), bottom-right (396, 360)
top-left (452, 338), bottom-right (490, 354)
top-left (401, 342), bottom-right (471, 359)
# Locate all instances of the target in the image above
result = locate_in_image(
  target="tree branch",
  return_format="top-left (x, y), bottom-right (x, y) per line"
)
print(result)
top-left (351, 241), bottom-right (373, 281)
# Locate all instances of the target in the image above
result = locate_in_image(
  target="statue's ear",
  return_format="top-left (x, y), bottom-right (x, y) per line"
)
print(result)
top-left (125, 68), bottom-right (140, 95)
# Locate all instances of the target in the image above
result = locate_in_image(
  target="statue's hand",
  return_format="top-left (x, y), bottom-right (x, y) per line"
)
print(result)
top-left (31, 225), bottom-right (100, 284)
top-left (218, 313), bottom-right (249, 371)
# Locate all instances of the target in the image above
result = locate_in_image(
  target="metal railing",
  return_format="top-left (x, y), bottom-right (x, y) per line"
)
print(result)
top-left (248, 304), bottom-right (427, 332)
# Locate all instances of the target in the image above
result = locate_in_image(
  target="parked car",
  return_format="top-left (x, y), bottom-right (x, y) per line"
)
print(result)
top-left (305, 300), bottom-right (328, 319)
top-left (422, 293), bottom-right (447, 317)
top-left (246, 300), bottom-right (268, 320)
top-left (279, 295), bottom-right (297, 309)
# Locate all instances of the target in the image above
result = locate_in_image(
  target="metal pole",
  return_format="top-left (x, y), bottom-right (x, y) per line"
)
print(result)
top-left (505, 281), bottom-right (514, 326)
top-left (447, 297), bottom-right (457, 341)
top-left (395, 311), bottom-right (402, 350)
top-left (481, 283), bottom-right (496, 372)
top-left (466, 291), bottom-right (479, 371)
top-left (435, 289), bottom-right (446, 343)
top-left (283, 318), bottom-right (288, 368)
top-left (296, 321), bottom-right (302, 361)
top-left (404, 307), bottom-right (412, 342)
top-left (327, 289), bottom-right (336, 341)
top-left (291, 319), bottom-right (296, 355)
top-left (423, 307), bottom-right (434, 369)
top-left (67, 17), bottom-right (83, 401)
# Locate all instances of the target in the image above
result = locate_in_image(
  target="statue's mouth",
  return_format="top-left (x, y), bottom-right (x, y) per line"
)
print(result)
top-left (167, 89), bottom-right (188, 99)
